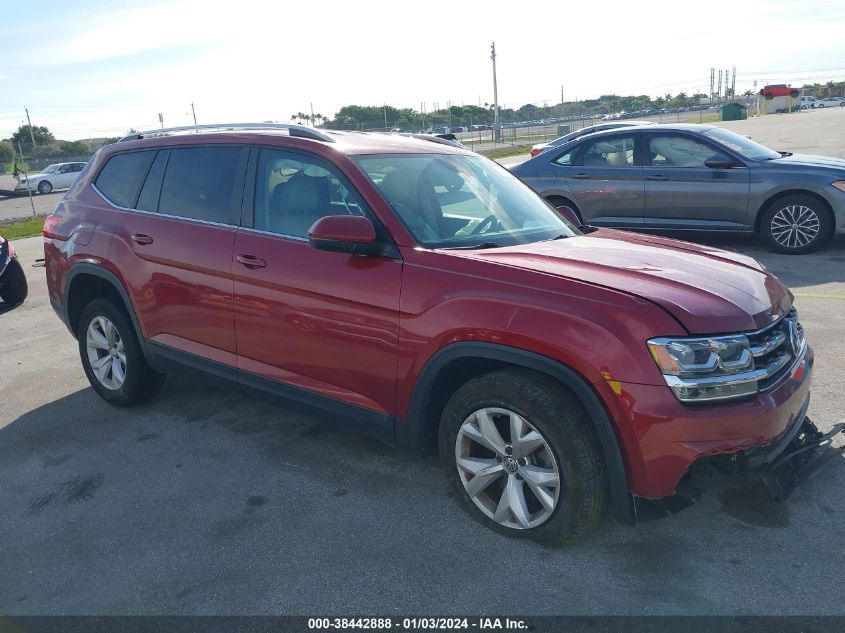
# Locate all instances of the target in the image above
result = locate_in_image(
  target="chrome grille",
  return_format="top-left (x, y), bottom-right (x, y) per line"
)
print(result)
top-left (747, 307), bottom-right (803, 391)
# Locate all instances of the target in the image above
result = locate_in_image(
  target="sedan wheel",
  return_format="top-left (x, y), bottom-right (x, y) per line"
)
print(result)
top-left (762, 196), bottom-right (831, 254)
top-left (37, 180), bottom-right (53, 194)
top-left (85, 316), bottom-right (127, 390)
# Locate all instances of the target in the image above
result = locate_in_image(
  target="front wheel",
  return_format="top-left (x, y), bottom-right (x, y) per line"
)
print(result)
top-left (0, 257), bottom-right (28, 304)
top-left (78, 298), bottom-right (165, 406)
top-left (760, 195), bottom-right (832, 254)
top-left (439, 369), bottom-right (608, 544)
top-left (37, 180), bottom-right (53, 194)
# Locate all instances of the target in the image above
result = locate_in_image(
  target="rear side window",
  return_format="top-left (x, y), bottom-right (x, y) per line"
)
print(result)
top-left (95, 151), bottom-right (155, 208)
top-left (158, 147), bottom-right (242, 224)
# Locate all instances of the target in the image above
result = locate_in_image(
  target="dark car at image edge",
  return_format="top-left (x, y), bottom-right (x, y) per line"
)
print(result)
top-left (42, 123), bottom-right (843, 543)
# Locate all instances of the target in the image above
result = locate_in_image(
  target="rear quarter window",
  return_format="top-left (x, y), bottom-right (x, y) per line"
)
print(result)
top-left (95, 151), bottom-right (155, 208)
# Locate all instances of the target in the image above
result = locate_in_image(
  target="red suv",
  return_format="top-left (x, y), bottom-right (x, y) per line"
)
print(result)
top-left (43, 123), bottom-right (833, 543)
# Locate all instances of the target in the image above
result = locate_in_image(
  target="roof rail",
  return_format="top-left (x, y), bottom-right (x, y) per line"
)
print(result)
top-left (118, 122), bottom-right (335, 143)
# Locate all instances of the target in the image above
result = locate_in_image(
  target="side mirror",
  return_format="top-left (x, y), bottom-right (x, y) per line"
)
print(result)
top-left (704, 153), bottom-right (735, 169)
top-left (309, 215), bottom-right (384, 256)
top-left (556, 205), bottom-right (582, 227)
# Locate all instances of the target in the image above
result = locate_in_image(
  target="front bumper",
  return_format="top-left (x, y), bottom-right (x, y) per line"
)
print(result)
top-left (613, 345), bottom-right (816, 499)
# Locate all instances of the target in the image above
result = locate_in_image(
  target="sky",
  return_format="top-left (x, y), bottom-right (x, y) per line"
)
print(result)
top-left (1, 0), bottom-right (844, 141)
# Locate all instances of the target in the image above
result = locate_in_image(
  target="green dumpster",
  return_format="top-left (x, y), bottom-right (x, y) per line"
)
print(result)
top-left (721, 102), bottom-right (748, 121)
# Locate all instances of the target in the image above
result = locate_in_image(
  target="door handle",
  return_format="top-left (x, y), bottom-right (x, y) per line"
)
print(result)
top-left (647, 174), bottom-right (668, 181)
top-left (131, 233), bottom-right (154, 245)
top-left (237, 254), bottom-right (268, 269)
top-left (571, 172), bottom-right (591, 180)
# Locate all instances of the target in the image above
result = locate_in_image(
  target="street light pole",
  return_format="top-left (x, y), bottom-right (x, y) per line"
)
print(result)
top-left (491, 42), bottom-right (500, 143)
top-left (191, 102), bottom-right (197, 125)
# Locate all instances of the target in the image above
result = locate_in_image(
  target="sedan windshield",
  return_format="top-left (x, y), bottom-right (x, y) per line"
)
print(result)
top-left (354, 154), bottom-right (576, 248)
top-left (701, 128), bottom-right (781, 161)
top-left (40, 164), bottom-right (59, 174)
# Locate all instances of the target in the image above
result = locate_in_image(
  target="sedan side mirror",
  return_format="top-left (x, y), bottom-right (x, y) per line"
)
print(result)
top-left (704, 153), bottom-right (735, 169)
top-left (309, 215), bottom-right (387, 256)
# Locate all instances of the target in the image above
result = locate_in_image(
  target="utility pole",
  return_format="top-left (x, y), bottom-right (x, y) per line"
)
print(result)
top-left (384, 104), bottom-right (388, 131)
top-left (310, 102), bottom-right (315, 126)
top-left (448, 100), bottom-right (452, 130)
top-left (717, 70), bottom-right (723, 104)
top-left (190, 102), bottom-right (197, 125)
top-left (710, 67), bottom-right (715, 105)
top-left (24, 108), bottom-right (36, 149)
top-left (491, 42), bottom-right (500, 142)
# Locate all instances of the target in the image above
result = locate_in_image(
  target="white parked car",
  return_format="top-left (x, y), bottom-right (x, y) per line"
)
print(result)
top-left (15, 162), bottom-right (86, 194)
top-left (799, 96), bottom-right (816, 109)
top-left (814, 97), bottom-right (844, 108)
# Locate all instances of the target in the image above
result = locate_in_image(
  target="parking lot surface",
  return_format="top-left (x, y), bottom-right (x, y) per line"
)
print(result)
top-left (1, 112), bottom-right (844, 616)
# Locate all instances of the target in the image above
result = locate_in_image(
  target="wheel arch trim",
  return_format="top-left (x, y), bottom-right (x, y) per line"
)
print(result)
top-left (401, 341), bottom-right (634, 523)
top-left (63, 263), bottom-right (147, 356)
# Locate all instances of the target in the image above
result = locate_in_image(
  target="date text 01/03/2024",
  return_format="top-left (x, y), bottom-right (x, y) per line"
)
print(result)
top-left (307, 617), bottom-right (528, 630)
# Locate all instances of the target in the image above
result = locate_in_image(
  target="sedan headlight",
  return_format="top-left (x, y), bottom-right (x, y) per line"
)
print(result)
top-left (648, 335), bottom-right (757, 402)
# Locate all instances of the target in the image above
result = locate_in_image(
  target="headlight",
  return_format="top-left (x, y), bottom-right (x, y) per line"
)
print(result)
top-left (648, 334), bottom-right (757, 402)
top-left (832, 181), bottom-right (845, 192)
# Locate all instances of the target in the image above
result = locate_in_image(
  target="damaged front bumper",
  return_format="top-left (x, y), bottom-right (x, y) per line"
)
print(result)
top-left (634, 410), bottom-right (845, 523)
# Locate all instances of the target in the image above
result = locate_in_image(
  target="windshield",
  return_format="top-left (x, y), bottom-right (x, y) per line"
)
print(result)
top-left (701, 128), bottom-right (781, 161)
top-left (41, 164), bottom-right (59, 174)
top-left (354, 154), bottom-right (576, 248)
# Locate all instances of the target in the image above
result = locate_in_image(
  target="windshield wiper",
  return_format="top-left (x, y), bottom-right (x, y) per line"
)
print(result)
top-left (444, 241), bottom-right (501, 250)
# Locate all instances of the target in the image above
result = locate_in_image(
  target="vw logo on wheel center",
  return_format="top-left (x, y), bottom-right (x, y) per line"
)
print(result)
top-left (504, 457), bottom-right (519, 474)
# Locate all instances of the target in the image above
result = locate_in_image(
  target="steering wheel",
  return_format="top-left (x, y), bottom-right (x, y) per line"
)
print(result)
top-left (471, 214), bottom-right (500, 236)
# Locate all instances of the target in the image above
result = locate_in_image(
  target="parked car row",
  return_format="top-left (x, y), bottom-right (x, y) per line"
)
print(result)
top-left (800, 96), bottom-right (845, 109)
top-left (513, 123), bottom-right (845, 254)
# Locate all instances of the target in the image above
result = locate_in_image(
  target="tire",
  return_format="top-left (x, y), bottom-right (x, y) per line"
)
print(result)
top-left (438, 369), bottom-right (608, 545)
top-left (817, 104), bottom-right (825, 109)
top-left (760, 194), bottom-right (832, 254)
top-left (0, 257), bottom-right (28, 304)
top-left (77, 298), bottom-right (165, 406)
top-left (37, 180), bottom-right (53, 194)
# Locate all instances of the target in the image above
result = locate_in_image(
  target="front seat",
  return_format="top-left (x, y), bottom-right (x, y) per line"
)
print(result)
top-left (378, 170), bottom-right (440, 241)
top-left (272, 174), bottom-right (325, 236)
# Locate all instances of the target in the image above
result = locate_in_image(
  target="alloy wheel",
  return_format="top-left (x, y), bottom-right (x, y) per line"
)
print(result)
top-left (85, 316), bottom-right (127, 390)
top-left (770, 205), bottom-right (820, 250)
top-left (455, 407), bottom-right (561, 529)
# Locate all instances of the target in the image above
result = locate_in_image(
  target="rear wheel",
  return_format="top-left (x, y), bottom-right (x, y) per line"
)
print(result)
top-left (37, 180), bottom-right (53, 194)
top-left (0, 258), bottom-right (28, 304)
top-left (760, 194), bottom-right (831, 254)
top-left (439, 369), bottom-right (608, 544)
top-left (78, 298), bottom-right (165, 406)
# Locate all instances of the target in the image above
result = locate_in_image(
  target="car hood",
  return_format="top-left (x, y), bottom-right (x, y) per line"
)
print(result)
top-left (769, 153), bottom-right (845, 171)
top-left (457, 230), bottom-right (792, 334)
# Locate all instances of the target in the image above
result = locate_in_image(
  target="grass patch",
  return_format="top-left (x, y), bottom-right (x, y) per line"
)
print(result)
top-left (478, 145), bottom-right (532, 160)
top-left (0, 216), bottom-right (45, 240)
